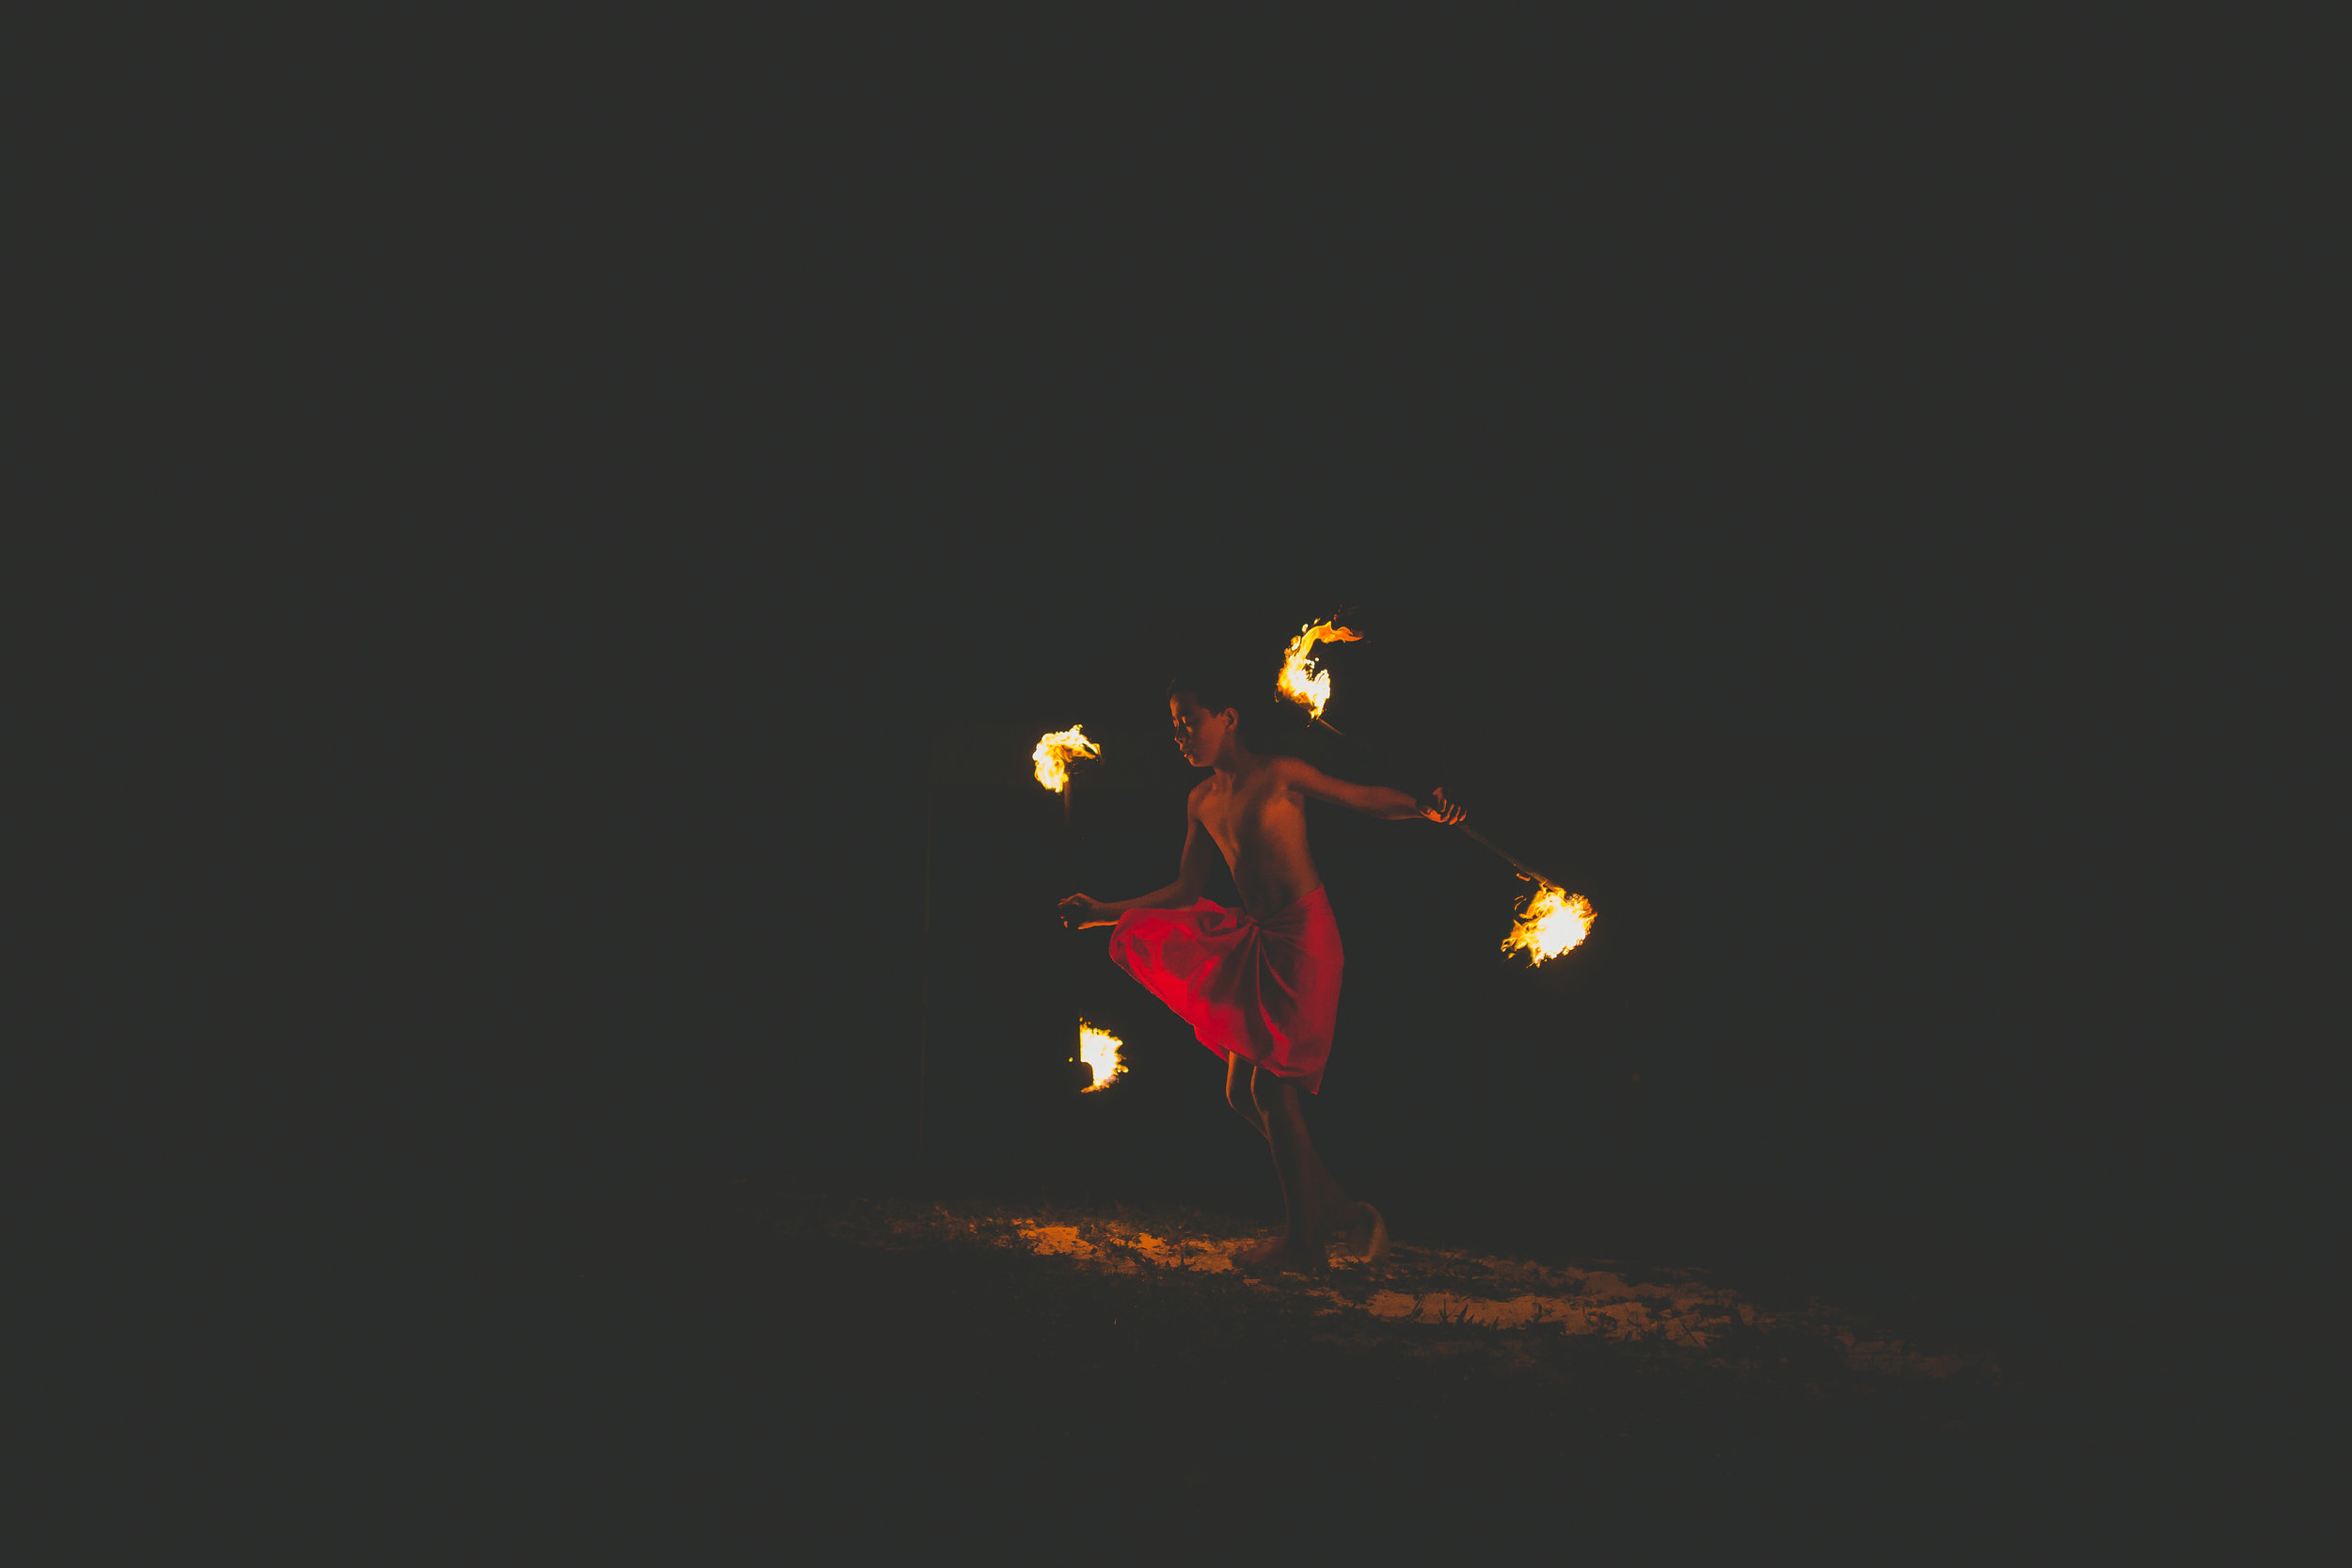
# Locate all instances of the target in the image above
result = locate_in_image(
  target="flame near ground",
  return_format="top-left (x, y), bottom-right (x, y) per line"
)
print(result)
top-left (1076, 1021), bottom-right (1125, 1090)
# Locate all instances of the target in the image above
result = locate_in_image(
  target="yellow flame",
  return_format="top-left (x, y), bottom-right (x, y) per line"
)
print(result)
top-left (1276, 617), bottom-right (1362, 721)
top-left (1076, 1020), bottom-right (1126, 1090)
top-left (1501, 879), bottom-right (1595, 965)
top-left (1032, 725), bottom-right (1101, 793)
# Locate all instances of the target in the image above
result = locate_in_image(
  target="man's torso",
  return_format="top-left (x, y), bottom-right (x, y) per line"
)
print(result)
top-left (1193, 759), bottom-right (1320, 920)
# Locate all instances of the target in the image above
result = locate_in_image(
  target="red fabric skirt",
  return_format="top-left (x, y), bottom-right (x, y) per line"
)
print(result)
top-left (1108, 884), bottom-right (1343, 1093)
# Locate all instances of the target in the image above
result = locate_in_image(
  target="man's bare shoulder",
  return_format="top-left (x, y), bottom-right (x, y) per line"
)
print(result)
top-left (1264, 754), bottom-right (1322, 790)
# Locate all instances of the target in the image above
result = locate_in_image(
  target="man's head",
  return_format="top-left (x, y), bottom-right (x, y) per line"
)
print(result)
top-left (1166, 662), bottom-right (1260, 768)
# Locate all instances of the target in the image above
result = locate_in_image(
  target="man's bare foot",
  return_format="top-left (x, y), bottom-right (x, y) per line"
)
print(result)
top-left (1328, 1205), bottom-right (1382, 1261)
top-left (1233, 1234), bottom-right (1325, 1275)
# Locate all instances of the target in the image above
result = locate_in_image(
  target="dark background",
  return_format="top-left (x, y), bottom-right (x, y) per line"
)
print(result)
top-left (41, 12), bottom-right (2331, 1331)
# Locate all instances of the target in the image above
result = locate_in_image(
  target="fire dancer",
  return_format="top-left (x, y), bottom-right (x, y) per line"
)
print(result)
top-left (1058, 663), bottom-right (1466, 1274)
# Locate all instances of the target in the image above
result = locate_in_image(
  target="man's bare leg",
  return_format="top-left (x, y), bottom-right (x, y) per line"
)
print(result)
top-left (1230, 1061), bottom-right (1370, 1270)
top-left (1224, 1054), bottom-right (1356, 1213)
top-left (1224, 1053), bottom-right (1267, 1137)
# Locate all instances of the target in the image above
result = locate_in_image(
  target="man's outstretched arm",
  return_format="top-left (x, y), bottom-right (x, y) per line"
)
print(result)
top-left (1279, 756), bottom-right (1467, 824)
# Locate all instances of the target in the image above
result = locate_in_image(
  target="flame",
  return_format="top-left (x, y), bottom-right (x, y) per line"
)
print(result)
top-left (1276, 617), bottom-right (1362, 721)
top-left (1501, 879), bottom-right (1595, 965)
top-left (1076, 1020), bottom-right (1126, 1090)
top-left (1032, 725), bottom-right (1101, 793)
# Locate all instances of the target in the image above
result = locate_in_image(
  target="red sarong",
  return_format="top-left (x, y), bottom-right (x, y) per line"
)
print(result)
top-left (1107, 884), bottom-right (1343, 1093)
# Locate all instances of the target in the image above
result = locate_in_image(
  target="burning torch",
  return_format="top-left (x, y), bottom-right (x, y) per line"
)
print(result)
top-left (1033, 724), bottom-right (1099, 826)
top-left (1278, 615), bottom-right (1362, 736)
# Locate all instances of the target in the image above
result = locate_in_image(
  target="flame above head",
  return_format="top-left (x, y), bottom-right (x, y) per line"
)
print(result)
top-left (1076, 1020), bottom-right (1126, 1091)
top-left (1033, 725), bottom-right (1101, 793)
top-left (1501, 879), bottom-right (1596, 966)
top-left (1277, 617), bottom-right (1363, 721)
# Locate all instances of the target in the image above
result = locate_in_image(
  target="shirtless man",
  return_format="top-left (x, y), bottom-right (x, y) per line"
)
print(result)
top-left (1058, 667), bottom-right (1465, 1272)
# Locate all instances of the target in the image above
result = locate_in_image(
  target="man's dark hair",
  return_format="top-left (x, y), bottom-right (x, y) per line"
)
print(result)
top-left (1164, 666), bottom-right (1248, 720)
top-left (1167, 654), bottom-right (1293, 750)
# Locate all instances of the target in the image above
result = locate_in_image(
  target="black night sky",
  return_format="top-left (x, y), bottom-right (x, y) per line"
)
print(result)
top-left (50, 11), bottom-right (2326, 1554)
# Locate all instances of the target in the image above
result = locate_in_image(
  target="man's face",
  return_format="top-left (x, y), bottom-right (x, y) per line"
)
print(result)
top-left (1169, 693), bottom-right (1232, 767)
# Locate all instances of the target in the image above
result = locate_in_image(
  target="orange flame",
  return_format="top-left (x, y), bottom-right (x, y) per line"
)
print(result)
top-left (1501, 879), bottom-right (1595, 965)
top-left (1032, 725), bottom-right (1101, 793)
top-left (1076, 1020), bottom-right (1126, 1090)
top-left (1277, 617), bottom-right (1362, 722)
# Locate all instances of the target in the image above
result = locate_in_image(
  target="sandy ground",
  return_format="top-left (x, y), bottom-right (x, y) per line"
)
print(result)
top-left (142, 1180), bottom-right (2261, 1557)
top-left (990, 1212), bottom-right (1995, 1380)
top-left (797, 1194), bottom-right (2008, 1398)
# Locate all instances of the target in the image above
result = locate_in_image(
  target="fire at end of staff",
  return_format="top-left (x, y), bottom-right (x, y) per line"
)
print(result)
top-left (1034, 725), bottom-right (1101, 793)
top-left (1502, 881), bottom-right (1596, 965)
top-left (1075, 1020), bottom-right (1126, 1090)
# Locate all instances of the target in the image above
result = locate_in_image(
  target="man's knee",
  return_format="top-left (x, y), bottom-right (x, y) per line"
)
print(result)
top-left (1249, 1071), bottom-right (1301, 1119)
top-left (1225, 1069), bottom-right (1256, 1121)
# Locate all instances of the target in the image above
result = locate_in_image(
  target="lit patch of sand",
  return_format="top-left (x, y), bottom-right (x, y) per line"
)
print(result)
top-left (1360, 1291), bottom-right (1697, 1340)
top-left (1021, 1225), bottom-right (1090, 1257)
top-left (998, 1218), bottom-right (1992, 1380)
top-left (1019, 1224), bottom-right (1235, 1273)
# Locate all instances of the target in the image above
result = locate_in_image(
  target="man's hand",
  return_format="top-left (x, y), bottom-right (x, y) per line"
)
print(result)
top-left (1418, 786), bottom-right (1467, 826)
top-left (1058, 894), bottom-right (1120, 929)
